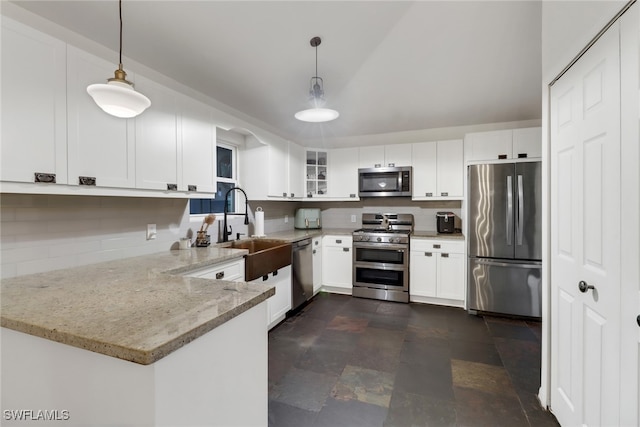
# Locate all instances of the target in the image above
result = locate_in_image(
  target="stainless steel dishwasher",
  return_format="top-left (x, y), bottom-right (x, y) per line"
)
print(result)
top-left (291, 238), bottom-right (313, 311)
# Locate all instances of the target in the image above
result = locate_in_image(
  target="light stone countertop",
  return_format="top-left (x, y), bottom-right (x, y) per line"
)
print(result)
top-left (412, 231), bottom-right (465, 240)
top-left (0, 247), bottom-right (274, 365)
top-left (264, 228), bottom-right (354, 242)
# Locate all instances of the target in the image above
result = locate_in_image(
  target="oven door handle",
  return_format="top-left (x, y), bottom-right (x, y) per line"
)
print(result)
top-left (353, 243), bottom-right (408, 251)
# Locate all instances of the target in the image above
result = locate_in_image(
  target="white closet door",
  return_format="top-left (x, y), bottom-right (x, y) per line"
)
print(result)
top-left (550, 21), bottom-right (621, 427)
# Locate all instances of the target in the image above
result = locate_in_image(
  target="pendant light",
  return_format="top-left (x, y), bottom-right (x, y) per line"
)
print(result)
top-left (87, 0), bottom-right (150, 118)
top-left (295, 36), bottom-right (339, 123)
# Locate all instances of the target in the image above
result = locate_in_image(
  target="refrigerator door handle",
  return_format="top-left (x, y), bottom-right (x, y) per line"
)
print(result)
top-left (474, 258), bottom-right (541, 269)
top-left (506, 176), bottom-right (513, 245)
top-left (517, 174), bottom-right (524, 245)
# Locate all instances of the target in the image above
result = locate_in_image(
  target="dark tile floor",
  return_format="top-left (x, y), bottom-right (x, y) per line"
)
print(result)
top-left (268, 292), bottom-right (559, 427)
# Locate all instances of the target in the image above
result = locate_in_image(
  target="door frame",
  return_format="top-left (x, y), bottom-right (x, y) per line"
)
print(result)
top-left (541, 1), bottom-right (639, 424)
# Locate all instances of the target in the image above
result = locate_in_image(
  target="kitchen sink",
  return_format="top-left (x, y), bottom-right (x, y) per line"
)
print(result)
top-left (219, 239), bottom-right (292, 281)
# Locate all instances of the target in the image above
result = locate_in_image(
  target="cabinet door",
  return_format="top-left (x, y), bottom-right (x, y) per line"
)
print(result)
top-left (287, 142), bottom-right (305, 199)
top-left (267, 139), bottom-right (288, 198)
top-left (409, 250), bottom-right (437, 297)
top-left (436, 252), bottom-right (465, 300)
top-left (67, 46), bottom-right (135, 188)
top-left (185, 259), bottom-right (245, 282)
top-left (411, 141), bottom-right (437, 198)
top-left (322, 245), bottom-right (352, 289)
top-left (512, 127), bottom-right (542, 159)
top-left (268, 266), bottom-right (292, 329)
top-left (179, 95), bottom-right (216, 193)
top-left (1, 18), bottom-right (67, 184)
top-left (312, 237), bottom-right (323, 294)
top-left (436, 139), bottom-right (464, 198)
top-left (329, 147), bottom-right (359, 199)
top-left (135, 76), bottom-right (179, 191)
top-left (384, 143), bottom-right (412, 167)
top-left (358, 146), bottom-right (385, 168)
top-left (464, 129), bottom-right (512, 162)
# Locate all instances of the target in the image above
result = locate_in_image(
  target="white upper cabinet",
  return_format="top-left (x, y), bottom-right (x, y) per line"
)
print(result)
top-left (412, 141), bottom-right (437, 198)
top-left (512, 127), bottom-right (542, 159)
top-left (464, 129), bottom-right (512, 162)
top-left (436, 139), bottom-right (464, 198)
top-left (240, 137), bottom-right (303, 200)
top-left (329, 147), bottom-right (360, 199)
top-left (1, 17), bottom-right (67, 184)
top-left (178, 94), bottom-right (216, 193)
top-left (464, 127), bottom-right (541, 162)
top-left (67, 46), bottom-right (135, 188)
top-left (359, 144), bottom-right (412, 168)
top-left (134, 75), bottom-right (180, 191)
top-left (412, 139), bottom-right (463, 199)
top-left (287, 142), bottom-right (305, 199)
top-left (385, 143), bottom-right (413, 167)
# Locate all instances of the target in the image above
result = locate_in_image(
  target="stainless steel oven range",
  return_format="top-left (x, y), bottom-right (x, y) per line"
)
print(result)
top-left (352, 213), bottom-right (414, 303)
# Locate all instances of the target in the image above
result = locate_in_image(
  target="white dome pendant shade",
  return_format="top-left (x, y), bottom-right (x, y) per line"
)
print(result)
top-left (295, 37), bottom-right (339, 123)
top-left (87, 65), bottom-right (150, 118)
top-left (87, 0), bottom-right (150, 118)
top-left (295, 107), bottom-right (339, 122)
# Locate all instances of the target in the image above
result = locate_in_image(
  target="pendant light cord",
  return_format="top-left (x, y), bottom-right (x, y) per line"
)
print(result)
top-left (118, 0), bottom-right (123, 66)
top-left (314, 43), bottom-right (318, 78)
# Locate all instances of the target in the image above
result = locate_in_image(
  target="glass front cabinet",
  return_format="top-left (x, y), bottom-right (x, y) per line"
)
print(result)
top-left (306, 150), bottom-right (328, 198)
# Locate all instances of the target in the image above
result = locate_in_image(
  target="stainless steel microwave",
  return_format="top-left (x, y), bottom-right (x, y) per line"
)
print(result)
top-left (358, 166), bottom-right (412, 197)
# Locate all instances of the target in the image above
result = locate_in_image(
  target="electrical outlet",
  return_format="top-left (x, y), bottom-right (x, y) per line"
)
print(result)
top-left (284, 214), bottom-right (289, 223)
top-left (146, 224), bottom-right (157, 240)
top-left (351, 215), bottom-right (357, 223)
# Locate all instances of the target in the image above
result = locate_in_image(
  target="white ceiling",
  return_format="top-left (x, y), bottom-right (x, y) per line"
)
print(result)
top-left (10, 1), bottom-right (542, 146)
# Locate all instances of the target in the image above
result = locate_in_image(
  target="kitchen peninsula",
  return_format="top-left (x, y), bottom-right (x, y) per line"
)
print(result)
top-left (1, 247), bottom-right (274, 427)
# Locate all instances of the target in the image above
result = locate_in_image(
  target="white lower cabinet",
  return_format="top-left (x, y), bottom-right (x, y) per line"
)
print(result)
top-left (322, 235), bottom-right (353, 293)
top-left (250, 265), bottom-right (292, 330)
top-left (184, 258), bottom-right (245, 282)
top-left (312, 237), bottom-right (323, 295)
top-left (410, 238), bottom-right (465, 307)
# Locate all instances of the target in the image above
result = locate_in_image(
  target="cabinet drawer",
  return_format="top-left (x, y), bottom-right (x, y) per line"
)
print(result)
top-left (185, 258), bottom-right (245, 281)
top-left (323, 235), bottom-right (353, 248)
top-left (411, 239), bottom-right (464, 254)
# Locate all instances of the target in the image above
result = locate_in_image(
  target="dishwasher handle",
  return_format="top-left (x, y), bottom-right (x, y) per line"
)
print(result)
top-left (293, 238), bottom-right (312, 248)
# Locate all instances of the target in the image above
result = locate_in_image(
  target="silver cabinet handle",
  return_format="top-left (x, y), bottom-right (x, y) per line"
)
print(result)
top-left (441, 253), bottom-right (449, 258)
top-left (215, 271), bottom-right (225, 280)
top-left (433, 244), bottom-right (441, 249)
top-left (343, 247), bottom-right (350, 252)
top-left (507, 175), bottom-right (513, 246)
top-left (424, 252), bottom-right (433, 257)
top-left (336, 239), bottom-right (342, 244)
top-left (34, 172), bottom-right (56, 183)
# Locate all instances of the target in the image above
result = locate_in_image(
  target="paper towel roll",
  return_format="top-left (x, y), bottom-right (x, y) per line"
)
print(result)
top-left (254, 207), bottom-right (265, 237)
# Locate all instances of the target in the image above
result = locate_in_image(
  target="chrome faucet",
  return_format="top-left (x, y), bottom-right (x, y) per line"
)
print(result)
top-left (222, 187), bottom-right (250, 243)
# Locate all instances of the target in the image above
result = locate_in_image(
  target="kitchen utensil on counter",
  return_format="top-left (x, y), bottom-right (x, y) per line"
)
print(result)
top-left (195, 231), bottom-right (210, 247)
top-left (253, 207), bottom-right (265, 237)
top-left (179, 238), bottom-right (191, 250)
top-left (201, 214), bottom-right (215, 232)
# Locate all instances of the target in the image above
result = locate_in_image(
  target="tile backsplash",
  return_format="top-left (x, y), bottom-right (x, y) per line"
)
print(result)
top-left (0, 194), bottom-right (191, 279)
top-left (0, 194), bottom-right (460, 279)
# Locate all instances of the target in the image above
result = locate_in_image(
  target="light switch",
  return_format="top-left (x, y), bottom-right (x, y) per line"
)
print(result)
top-left (147, 224), bottom-right (157, 240)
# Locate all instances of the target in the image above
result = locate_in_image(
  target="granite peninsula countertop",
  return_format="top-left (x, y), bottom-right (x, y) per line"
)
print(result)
top-left (0, 247), bottom-right (274, 365)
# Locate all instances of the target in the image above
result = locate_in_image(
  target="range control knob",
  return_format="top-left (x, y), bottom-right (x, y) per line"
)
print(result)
top-left (363, 236), bottom-right (370, 242)
top-left (376, 237), bottom-right (382, 242)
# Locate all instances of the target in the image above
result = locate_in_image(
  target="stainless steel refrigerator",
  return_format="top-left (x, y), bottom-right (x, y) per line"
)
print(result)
top-left (467, 162), bottom-right (542, 318)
